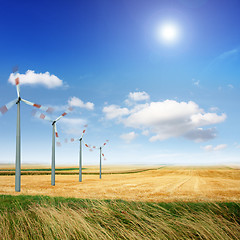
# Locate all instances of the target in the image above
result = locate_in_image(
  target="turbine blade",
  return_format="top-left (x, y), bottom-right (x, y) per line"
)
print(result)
top-left (32, 110), bottom-right (53, 122)
top-left (81, 124), bottom-right (88, 138)
top-left (0, 98), bottom-right (17, 116)
top-left (101, 139), bottom-right (109, 148)
top-left (15, 77), bottom-right (20, 98)
top-left (55, 124), bottom-right (61, 147)
top-left (102, 143), bottom-right (106, 148)
top-left (102, 152), bottom-right (107, 161)
top-left (81, 128), bottom-right (87, 138)
top-left (22, 99), bottom-right (54, 113)
top-left (82, 139), bottom-right (93, 150)
top-left (55, 107), bottom-right (73, 122)
top-left (65, 137), bottom-right (78, 143)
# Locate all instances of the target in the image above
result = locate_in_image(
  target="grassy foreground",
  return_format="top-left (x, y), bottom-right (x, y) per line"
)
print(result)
top-left (0, 195), bottom-right (240, 239)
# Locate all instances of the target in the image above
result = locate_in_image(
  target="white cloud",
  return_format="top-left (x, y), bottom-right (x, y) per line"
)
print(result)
top-left (124, 100), bottom-right (226, 141)
top-left (193, 79), bottom-right (200, 87)
top-left (59, 117), bottom-right (87, 136)
top-left (68, 97), bottom-right (94, 110)
top-left (214, 144), bottom-right (227, 151)
top-left (142, 130), bottom-right (149, 136)
top-left (8, 70), bottom-right (63, 88)
top-left (125, 91), bottom-right (150, 106)
top-left (228, 84), bottom-right (234, 89)
top-left (128, 91), bottom-right (150, 101)
top-left (103, 98), bottom-right (226, 142)
top-left (184, 128), bottom-right (217, 143)
top-left (202, 144), bottom-right (227, 152)
top-left (120, 132), bottom-right (138, 143)
top-left (202, 145), bottom-right (214, 152)
top-left (210, 107), bottom-right (219, 112)
top-left (190, 112), bottom-right (226, 126)
top-left (103, 105), bottom-right (129, 120)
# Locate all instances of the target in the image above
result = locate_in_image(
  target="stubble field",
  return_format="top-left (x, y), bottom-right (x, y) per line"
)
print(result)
top-left (0, 166), bottom-right (239, 202)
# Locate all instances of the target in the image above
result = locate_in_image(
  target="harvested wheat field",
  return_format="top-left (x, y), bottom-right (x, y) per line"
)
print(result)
top-left (0, 166), bottom-right (240, 202)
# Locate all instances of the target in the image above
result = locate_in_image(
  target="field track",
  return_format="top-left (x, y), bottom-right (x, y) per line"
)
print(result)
top-left (0, 166), bottom-right (240, 202)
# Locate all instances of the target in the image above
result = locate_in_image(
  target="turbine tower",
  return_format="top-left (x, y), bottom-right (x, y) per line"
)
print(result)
top-left (0, 75), bottom-right (53, 192)
top-left (84, 140), bottom-right (109, 179)
top-left (33, 108), bottom-right (73, 186)
top-left (99, 140), bottom-right (109, 179)
top-left (66, 124), bottom-right (88, 182)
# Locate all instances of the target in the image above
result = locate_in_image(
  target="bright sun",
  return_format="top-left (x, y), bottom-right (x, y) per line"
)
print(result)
top-left (158, 23), bottom-right (180, 44)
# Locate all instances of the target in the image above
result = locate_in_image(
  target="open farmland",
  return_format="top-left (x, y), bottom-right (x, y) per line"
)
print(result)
top-left (0, 165), bottom-right (161, 175)
top-left (0, 166), bottom-right (239, 202)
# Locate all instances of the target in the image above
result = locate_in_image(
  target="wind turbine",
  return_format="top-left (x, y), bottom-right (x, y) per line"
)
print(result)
top-left (84, 140), bottom-right (109, 179)
top-left (65, 124), bottom-right (88, 182)
top-left (0, 75), bottom-right (53, 192)
top-left (98, 140), bottom-right (109, 179)
top-left (33, 107), bottom-right (73, 186)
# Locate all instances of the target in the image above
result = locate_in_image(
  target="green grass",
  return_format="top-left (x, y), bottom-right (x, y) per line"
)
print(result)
top-left (0, 167), bottom-right (164, 176)
top-left (0, 195), bottom-right (240, 239)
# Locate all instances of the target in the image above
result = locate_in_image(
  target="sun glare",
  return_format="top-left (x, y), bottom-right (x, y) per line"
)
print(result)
top-left (158, 22), bottom-right (180, 44)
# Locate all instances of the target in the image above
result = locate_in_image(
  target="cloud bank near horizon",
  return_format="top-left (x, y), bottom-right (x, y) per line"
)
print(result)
top-left (103, 91), bottom-right (227, 142)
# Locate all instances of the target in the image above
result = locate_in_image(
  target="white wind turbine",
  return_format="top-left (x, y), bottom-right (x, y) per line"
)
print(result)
top-left (65, 124), bottom-right (88, 182)
top-left (33, 107), bottom-right (73, 186)
top-left (0, 75), bottom-right (54, 192)
top-left (84, 140), bottom-right (109, 179)
top-left (98, 140), bottom-right (109, 179)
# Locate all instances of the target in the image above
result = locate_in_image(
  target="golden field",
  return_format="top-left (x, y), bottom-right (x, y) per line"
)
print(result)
top-left (0, 166), bottom-right (240, 202)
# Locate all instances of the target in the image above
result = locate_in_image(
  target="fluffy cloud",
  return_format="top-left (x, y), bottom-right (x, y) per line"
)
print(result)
top-left (123, 100), bottom-right (226, 141)
top-left (210, 107), bottom-right (219, 112)
top-left (68, 97), bottom-right (94, 110)
top-left (214, 144), bottom-right (227, 151)
top-left (103, 98), bottom-right (226, 142)
top-left (120, 132), bottom-right (138, 143)
top-left (202, 144), bottom-right (227, 152)
top-left (8, 70), bottom-right (63, 88)
top-left (125, 91), bottom-right (150, 106)
top-left (184, 128), bottom-right (217, 143)
top-left (128, 91), bottom-right (150, 101)
top-left (59, 117), bottom-right (87, 135)
top-left (142, 130), bottom-right (150, 136)
top-left (103, 105), bottom-right (129, 120)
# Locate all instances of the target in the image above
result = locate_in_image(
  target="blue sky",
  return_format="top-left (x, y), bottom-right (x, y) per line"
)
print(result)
top-left (0, 0), bottom-right (240, 166)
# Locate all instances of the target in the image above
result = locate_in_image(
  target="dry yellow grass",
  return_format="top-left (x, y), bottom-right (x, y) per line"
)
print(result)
top-left (0, 166), bottom-right (240, 202)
